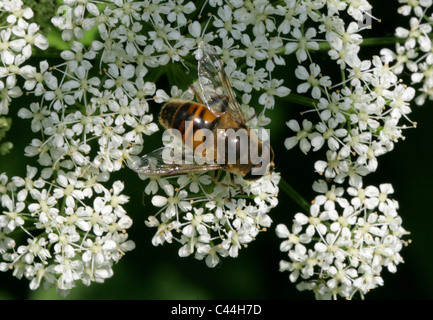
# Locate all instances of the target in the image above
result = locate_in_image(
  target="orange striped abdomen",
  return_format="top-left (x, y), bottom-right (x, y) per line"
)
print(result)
top-left (159, 100), bottom-right (219, 150)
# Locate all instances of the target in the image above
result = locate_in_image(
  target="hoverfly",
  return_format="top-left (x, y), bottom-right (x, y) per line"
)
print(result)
top-left (131, 42), bottom-right (274, 180)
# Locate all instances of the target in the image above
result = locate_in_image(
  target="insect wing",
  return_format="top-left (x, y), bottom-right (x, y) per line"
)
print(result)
top-left (131, 146), bottom-right (222, 176)
top-left (197, 42), bottom-right (246, 124)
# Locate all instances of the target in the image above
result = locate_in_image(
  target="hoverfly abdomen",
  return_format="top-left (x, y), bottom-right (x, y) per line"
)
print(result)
top-left (160, 100), bottom-right (220, 133)
top-left (159, 99), bottom-right (221, 155)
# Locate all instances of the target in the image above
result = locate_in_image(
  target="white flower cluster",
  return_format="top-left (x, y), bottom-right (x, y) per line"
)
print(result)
top-left (276, 181), bottom-right (409, 300)
top-left (0, 0), bottom-right (48, 114)
top-left (144, 171), bottom-right (280, 267)
top-left (1, 0), bottom-right (287, 288)
top-left (0, 0), bottom-right (164, 293)
top-left (381, 0), bottom-right (433, 105)
top-left (0, 167), bottom-right (134, 296)
top-left (274, 0), bottom-right (412, 299)
top-left (283, 7), bottom-right (415, 188)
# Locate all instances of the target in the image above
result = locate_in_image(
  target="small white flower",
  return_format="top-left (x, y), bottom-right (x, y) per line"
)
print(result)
top-left (295, 63), bottom-right (331, 99)
top-left (309, 119), bottom-right (348, 152)
top-left (258, 78), bottom-right (290, 109)
top-left (12, 19), bottom-right (49, 53)
top-left (285, 27), bottom-right (319, 62)
top-left (213, 5), bottom-right (246, 40)
top-left (284, 119), bottom-right (313, 154)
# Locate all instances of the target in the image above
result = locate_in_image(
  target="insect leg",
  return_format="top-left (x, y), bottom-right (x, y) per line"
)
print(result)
top-left (246, 110), bottom-right (258, 123)
top-left (189, 84), bottom-right (204, 104)
top-left (211, 171), bottom-right (243, 196)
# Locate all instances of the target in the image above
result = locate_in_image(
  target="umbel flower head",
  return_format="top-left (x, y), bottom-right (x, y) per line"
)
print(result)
top-left (276, 181), bottom-right (409, 300)
top-left (141, 170), bottom-right (280, 268)
top-left (382, 0), bottom-right (433, 106)
top-left (0, 166), bottom-right (135, 296)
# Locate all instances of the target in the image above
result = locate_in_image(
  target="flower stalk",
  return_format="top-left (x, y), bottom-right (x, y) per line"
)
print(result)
top-left (278, 178), bottom-right (310, 213)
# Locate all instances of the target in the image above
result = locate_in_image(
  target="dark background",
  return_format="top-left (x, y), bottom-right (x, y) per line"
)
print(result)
top-left (0, 1), bottom-right (432, 300)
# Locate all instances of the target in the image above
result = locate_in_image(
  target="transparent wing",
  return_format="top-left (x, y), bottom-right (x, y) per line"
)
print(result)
top-left (196, 42), bottom-right (246, 124)
top-left (131, 146), bottom-right (222, 177)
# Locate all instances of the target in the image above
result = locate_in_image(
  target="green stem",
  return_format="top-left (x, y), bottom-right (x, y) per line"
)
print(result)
top-left (318, 36), bottom-right (406, 51)
top-left (360, 37), bottom-right (406, 47)
top-left (278, 178), bottom-right (310, 213)
top-left (279, 93), bottom-right (319, 108)
top-left (340, 68), bottom-right (346, 89)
